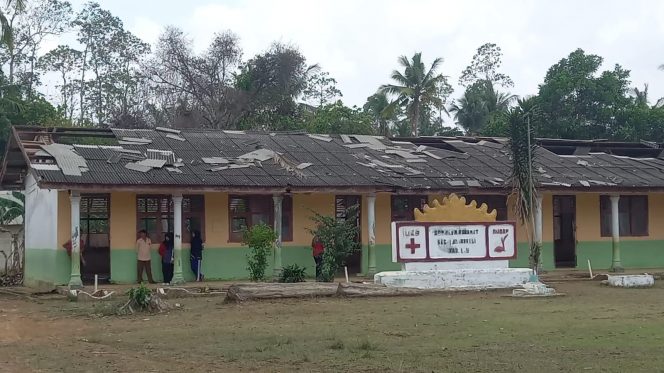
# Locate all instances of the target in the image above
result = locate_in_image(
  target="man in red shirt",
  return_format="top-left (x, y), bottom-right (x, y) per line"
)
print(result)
top-left (311, 235), bottom-right (325, 281)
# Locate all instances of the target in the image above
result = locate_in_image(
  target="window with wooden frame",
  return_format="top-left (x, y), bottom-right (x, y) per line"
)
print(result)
top-left (464, 195), bottom-right (508, 221)
top-left (228, 195), bottom-right (293, 242)
top-left (600, 195), bottom-right (648, 237)
top-left (136, 195), bottom-right (205, 243)
top-left (391, 195), bottom-right (428, 221)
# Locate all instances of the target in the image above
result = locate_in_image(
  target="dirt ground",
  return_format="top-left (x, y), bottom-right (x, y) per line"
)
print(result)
top-left (1, 280), bottom-right (664, 373)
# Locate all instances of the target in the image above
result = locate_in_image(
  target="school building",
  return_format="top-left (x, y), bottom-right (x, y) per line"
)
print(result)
top-left (2, 126), bottom-right (663, 287)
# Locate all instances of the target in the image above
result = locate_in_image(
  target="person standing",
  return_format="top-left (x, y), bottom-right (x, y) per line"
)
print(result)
top-left (158, 232), bottom-right (174, 284)
top-left (190, 230), bottom-right (204, 281)
top-left (312, 234), bottom-right (325, 281)
top-left (136, 230), bottom-right (155, 284)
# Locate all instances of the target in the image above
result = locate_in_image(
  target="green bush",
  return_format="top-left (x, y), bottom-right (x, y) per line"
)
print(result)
top-left (279, 264), bottom-right (307, 283)
top-left (308, 205), bottom-right (361, 282)
top-left (243, 223), bottom-right (277, 281)
top-left (127, 283), bottom-right (151, 310)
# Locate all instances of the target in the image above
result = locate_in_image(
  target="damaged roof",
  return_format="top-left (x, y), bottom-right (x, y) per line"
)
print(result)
top-left (3, 126), bottom-right (664, 193)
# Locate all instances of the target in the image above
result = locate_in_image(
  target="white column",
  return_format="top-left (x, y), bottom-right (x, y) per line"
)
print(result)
top-left (68, 191), bottom-right (83, 289)
top-left (273, 195), bottom-right (283, 278)
top-left (610, 195), bottom-right (623, 272)
top-left (535, 195), bottom-right (543, 246)
top-left (367, 194), bottom-right (377, 276)
top-left (171, 193), bottom-right (185, 284)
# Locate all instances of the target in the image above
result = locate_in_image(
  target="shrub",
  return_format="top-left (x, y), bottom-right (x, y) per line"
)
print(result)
top-left (308, 205), bottom-right (361, 282)
top-left (243, 223), bottom-right (277, 281)
top-left (127, 283), bottom-right (152, 309)
top-left (279, 264), bottom-right (306, 283)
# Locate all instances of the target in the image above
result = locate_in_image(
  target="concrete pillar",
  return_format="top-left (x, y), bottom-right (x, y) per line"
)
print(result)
top-left (171, 193), bottom-right (185, 284)
top-left (610, 195), bottom-right (624, 272)
top-left (367, 194), bottom-right (377, 276)
top-left (535, 195), bottom-right (543, 246)
top-left (68, 191), bottom-right (83, 289)
top-left (273, 195), bottom-right (283, 278)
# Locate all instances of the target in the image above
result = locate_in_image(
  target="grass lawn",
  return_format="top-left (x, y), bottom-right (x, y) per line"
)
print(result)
top-left (2, 280), bottom-right (664, 372)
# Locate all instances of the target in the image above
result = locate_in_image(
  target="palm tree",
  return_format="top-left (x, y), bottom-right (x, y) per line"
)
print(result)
top-left (450, 80), bottom-right (515, 135)
top-left (507, 99), bottom-right (540, 277)
top-left (483, 80), bottom-right (516, 112)
top-left (449, 90), bottom-right (486, 135)
top-left (363, 92), bottom-right (395, 136)
top-left (380, 53), bottom-right (446, 136)
top-left (0, 0), bottom-right (25, 47)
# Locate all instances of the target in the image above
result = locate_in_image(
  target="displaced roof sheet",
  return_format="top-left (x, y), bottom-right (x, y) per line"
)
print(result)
top-left (1, 126), bottom-right (661, 192)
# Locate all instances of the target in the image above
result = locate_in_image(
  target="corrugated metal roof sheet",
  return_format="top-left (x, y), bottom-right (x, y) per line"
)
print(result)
top-left (20, 128), bottom-right (664, 192)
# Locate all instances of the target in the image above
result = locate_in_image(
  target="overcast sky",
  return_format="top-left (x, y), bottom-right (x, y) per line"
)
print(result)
top-left (58, 0), bottom-right (664, 109)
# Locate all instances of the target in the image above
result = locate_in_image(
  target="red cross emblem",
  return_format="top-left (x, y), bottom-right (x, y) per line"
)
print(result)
top-left (405, 238), bottom-right (420, 254)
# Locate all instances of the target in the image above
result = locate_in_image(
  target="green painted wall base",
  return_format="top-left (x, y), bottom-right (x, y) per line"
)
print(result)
top-left (109, 246), bottom-right (318, 284)
top-left (510, 240), bottom-right (664, 270)
top-left (24, 240), bottom-right (664, 285)
top-left (24, 248), bottom-right (71, 287)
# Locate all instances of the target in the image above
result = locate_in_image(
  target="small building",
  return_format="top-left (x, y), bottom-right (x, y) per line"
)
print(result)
top-left (2, 126), bottom-right (663, 287)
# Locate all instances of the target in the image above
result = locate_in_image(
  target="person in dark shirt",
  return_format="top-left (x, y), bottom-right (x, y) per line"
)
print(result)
top-left (190, 230), bottom-right (204, 281)
top-left (158, 232), bottom-right (174, 284)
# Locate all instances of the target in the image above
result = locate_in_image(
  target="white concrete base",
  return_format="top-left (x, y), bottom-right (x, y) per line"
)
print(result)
top-left (607, 274), bottom-right (654, 288)
top-left (374, 268), bottom-right (531, 290)
top-left (403, 260), bottom-right (509, 271)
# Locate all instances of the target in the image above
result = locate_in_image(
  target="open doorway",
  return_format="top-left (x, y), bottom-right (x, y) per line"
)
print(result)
top-left (553, 195), bottom-right (576, 268)
top-left (335, 195), bottom-right (362, 274)
top-left (80, 194), bottom-right (110, 283)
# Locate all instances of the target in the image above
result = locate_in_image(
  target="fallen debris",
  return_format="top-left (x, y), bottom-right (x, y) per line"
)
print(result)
top-left (422, 151), bottom-right (442, 160)
top-left (40, 143), bottom-right (88, 176)
top-left (202, 157), bottom-right (229, 164)
top-left (166, 133), bottom-right (186, 142)
top-left (155, 126), bottom-right (181, 134)
top-left (296, 162), bottom-right (312, 170)
top-left (125, 162), bottom-right (153, 173)
top-left (307, 134), bottom-right (333, 142)
top-left (239, 148), bottom-right (276, 162)
top-left (147, 149), bottom-right (176, 164)
top-left (120, 137), bottom-right (152, 145)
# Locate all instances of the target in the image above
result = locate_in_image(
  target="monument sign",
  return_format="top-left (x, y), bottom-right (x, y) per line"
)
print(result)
top-left (375, 194), bottom-right (530, 289)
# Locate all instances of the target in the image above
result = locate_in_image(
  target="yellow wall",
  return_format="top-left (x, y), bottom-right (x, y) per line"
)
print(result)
top-left (292, 193), bottom-right (334, 245)
top-left (57, 190), bottom-right (664, 250)
top-left (201, 192), bottom-right (336, 247)
top-left (204, 192), bottom-right (229, 246)
top-left (575, 193), bottom-right (664, 242)
top-left (110, 192), bottom-right (137, 249)
top-left (57, 191), bottom-right (71, 246)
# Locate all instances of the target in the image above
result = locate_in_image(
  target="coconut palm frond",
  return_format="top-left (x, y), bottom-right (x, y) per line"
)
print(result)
top-left (506, 102), bottom-right (539, 270)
